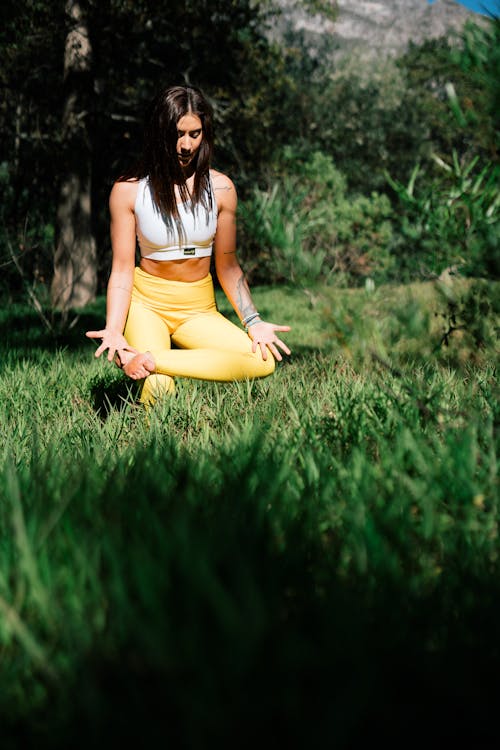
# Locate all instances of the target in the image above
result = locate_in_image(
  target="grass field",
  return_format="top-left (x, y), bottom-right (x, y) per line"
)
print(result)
top-left (0, 277), bottom-right (498, 747)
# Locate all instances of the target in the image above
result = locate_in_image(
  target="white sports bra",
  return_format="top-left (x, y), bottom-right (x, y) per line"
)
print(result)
top-left (135, 175), bottom-right (218, 261)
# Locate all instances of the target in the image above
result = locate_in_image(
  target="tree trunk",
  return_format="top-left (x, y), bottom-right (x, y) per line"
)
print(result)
top-left (51, 1), bottom-right (97, 310)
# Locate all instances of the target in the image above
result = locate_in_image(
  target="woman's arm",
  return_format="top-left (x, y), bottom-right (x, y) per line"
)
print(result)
top-left (213, 172), bottom-right (291, 361)
top-left (85, 181), bottom-right (138, 362)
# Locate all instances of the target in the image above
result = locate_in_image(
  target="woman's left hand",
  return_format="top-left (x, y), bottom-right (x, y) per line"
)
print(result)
top-left (247, 321), bottom-right (291, 361)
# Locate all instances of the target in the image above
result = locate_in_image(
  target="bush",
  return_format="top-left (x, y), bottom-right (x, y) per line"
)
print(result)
top-left (387, 152), bottom-right (500, 279)
top-left (238, 150), bottom-right (395, 286)
top-left (392, 17), bottom-right (500, 195)
top-left (286, 55), bottom-right (432, 195)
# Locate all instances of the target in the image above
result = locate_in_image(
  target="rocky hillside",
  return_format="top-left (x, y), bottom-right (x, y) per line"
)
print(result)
top-left (273, 0), bottom-right (479, 59)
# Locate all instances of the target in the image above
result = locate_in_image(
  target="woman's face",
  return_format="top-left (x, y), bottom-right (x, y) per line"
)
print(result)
top-left (176, 113), bottom-right (203, 169)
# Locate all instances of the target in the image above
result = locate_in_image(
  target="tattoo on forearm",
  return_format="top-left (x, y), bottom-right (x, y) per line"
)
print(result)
top-left (236, 272), bottom-right (256, 319)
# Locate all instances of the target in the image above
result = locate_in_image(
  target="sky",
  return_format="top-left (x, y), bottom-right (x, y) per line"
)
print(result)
top-left (428, 0), bottom-right (500, 15)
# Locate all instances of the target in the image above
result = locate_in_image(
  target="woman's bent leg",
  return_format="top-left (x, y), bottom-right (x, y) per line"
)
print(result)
top-left (150, 312), bottom-right (275, 381)
top-left (124, 270), bottom-right (275, 389)
top-left (124, 300), bottom-right (175, 403)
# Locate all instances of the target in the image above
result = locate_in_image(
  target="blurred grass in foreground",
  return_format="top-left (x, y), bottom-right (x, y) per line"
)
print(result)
top-left (0, 278), bottom-right (498, 747)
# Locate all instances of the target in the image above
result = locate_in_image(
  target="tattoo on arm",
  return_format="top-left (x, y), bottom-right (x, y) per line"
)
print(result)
top-left (236, 272), bottom-right (256, 320)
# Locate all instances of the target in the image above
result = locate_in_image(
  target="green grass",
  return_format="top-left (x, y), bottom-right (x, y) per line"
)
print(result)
top-left (0, 278), bottom-right (498, 747)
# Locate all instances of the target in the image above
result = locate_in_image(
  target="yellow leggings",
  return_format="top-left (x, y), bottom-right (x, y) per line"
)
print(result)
top-left (124, 267), bottom-right (275, 403)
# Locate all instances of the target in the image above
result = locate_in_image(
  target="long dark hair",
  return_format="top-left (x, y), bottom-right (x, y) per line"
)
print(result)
top-left (119, 84), bottom-right (214, 239)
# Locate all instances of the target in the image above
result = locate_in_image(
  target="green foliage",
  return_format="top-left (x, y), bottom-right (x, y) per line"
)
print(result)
top-left (434, 277), bottom-right (500, 352)
top-left (0, 1), bottom-right (66, 288)
top-left (384, 19), bottom-right (500, 282)
top-left (296, 58), bottom-right (431, 194)
top-left (0, 0), bottom-right (300, 294)
top-left (284, 17), bottom-right (500, 204)
top-left (387, 151), bottom-right (500, 278)
top-left (238, 176), bottom-right (328, 285)
top-left (322, 275), bottom-right (500, 369)
top-left (2, 5), bottom-right (499, 298)
top-left (234, 15), bottom-right (499, 287)
top-left (239, 150), bottom-right (395, 285)
top-left (397, 19), bottom-right (500, 168)
top-left (450, 18), bottom-right (500, 157)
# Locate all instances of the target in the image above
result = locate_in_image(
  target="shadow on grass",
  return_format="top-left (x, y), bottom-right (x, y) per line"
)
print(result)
top-left (88, 371), bottom-right (141, 419)
top-left (0, 416), bottom-right (498, 748)
top-left (0, 307), bottom-right (106, 354)
top-left (4, 574), bottom-right (500, 749)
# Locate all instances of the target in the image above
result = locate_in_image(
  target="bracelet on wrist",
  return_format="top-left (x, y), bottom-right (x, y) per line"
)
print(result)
top-left (241, 311), bottom-right (261, 327)
top-left (246, 317), bottom-right (262, 330)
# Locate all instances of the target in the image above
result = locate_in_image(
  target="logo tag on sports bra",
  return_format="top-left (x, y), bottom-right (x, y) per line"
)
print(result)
top-left (183, 247), bottom-right (196, 256)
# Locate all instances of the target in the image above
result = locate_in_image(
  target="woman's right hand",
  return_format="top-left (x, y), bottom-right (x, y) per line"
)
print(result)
top-left (85, 328), bottom-right (136, 363)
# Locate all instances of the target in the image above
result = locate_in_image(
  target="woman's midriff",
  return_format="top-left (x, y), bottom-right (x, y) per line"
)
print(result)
top-left (140, 256), bottom-right (212, 282)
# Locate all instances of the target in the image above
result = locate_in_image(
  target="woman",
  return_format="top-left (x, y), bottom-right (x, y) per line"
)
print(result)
top-left (86, 85), bottom-right (290, 405)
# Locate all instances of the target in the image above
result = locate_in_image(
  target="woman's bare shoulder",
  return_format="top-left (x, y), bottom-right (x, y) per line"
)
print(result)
top-left (110, 178), bottom-right (140, 210)
top-left (210, 169), bottom-right (237, 209)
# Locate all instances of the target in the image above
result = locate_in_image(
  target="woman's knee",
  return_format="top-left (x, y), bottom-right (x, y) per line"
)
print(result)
top-left (140, 373), bottom-right (175, 405)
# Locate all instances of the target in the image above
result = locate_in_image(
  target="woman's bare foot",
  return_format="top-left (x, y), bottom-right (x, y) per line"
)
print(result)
top-left (114, 346), bottom-right (138, 369)
top-left (121, 351), bottom-right (156, 380)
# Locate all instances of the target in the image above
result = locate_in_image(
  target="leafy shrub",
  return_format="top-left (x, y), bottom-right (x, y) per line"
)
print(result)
top-left (387, 152), bottom-right (500, 279)
top-left (289, 54), bottom-right (432, 195)
top-left (434, 277), bottom-right (500, 354)
top-left (286, 17), bottom-right (499, 202)
top-left (447, 18), bottom-right (500, 159)
top-left (237, 176), bottom-right (327, 285)
top-left (238, 150), bottom-right (395, 286)
top-left (322, 274), bottom-right (499, 370)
